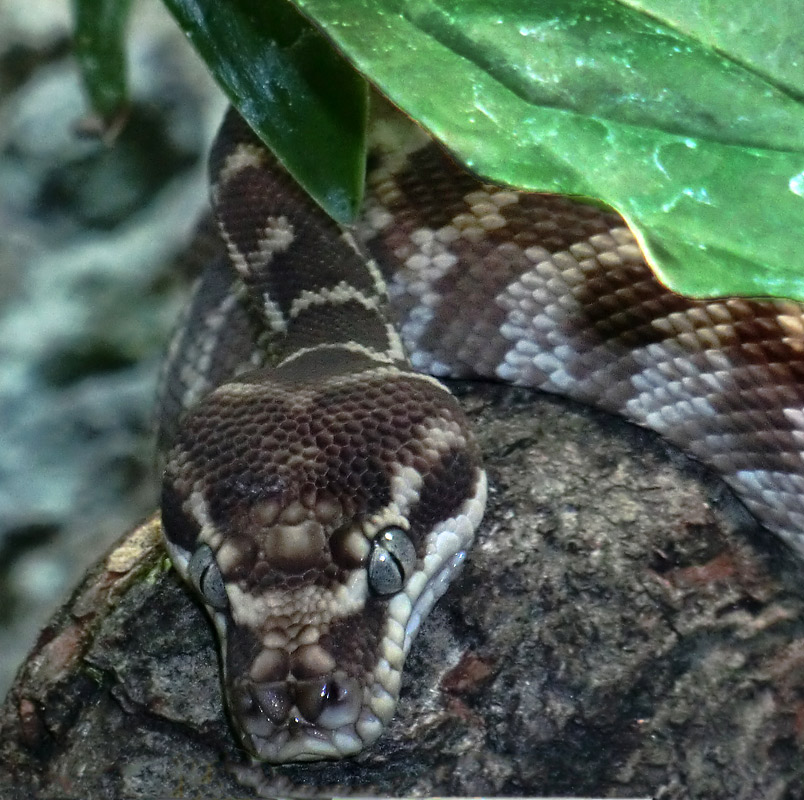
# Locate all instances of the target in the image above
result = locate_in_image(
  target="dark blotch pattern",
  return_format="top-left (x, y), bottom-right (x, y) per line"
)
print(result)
top-left (285, 299), bottom-right (394, 355)
top-left (155, 253), bottom-right (262, 455)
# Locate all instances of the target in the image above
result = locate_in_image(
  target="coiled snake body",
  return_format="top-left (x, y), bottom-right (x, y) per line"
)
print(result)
top-left (159, 108), bottom-right (804, 762)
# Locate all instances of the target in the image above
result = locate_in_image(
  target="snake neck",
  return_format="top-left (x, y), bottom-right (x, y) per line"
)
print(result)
top-left (210, 109), bottom-right (406, 372)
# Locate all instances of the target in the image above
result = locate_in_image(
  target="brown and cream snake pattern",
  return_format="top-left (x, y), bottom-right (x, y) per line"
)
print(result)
top-left (158, 107), bottom-right (804, 763)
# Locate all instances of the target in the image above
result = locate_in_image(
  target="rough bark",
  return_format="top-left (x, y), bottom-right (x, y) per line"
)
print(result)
top-left (2, 382), bottom-right (803, 799)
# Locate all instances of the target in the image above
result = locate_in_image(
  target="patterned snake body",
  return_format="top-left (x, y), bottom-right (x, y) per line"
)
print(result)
top-left (160, 110), bottom-right (486, 761)
top-left (160, 108), bottom-right (804, 762)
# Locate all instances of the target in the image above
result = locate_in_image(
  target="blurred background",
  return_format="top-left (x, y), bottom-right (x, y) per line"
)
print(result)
top-left (0, 0), bottom-right (226, 696)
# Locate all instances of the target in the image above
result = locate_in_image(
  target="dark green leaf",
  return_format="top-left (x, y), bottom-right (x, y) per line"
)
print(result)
top-left (71, 0), bottom-right (133, 120)
top-left (162, 0), bottom-right (368, 223)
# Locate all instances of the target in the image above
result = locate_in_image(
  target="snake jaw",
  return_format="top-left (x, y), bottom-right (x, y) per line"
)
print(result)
top-left (403, 469), bottom-right (487, 649)
top-left (219, 597), bottom-right (406, 762)
top-left (179, 568), bottom-right (378, 763)
top-left (229, 672), bottom-right (367, 761)
top-left (227, 672), bottom-right (396, 762)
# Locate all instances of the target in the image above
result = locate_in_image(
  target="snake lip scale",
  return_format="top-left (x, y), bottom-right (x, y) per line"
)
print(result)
top-left (159, 107), bottom-right (804, 762)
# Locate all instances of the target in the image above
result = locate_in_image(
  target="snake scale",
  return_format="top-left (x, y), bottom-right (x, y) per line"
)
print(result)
top-left (158, 106), bottom-right (804, 763)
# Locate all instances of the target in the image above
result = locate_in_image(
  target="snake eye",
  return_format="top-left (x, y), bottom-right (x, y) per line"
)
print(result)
top-left (188, 544), bottom-right (229, 611)
top-left (367, 527), bottom-right (416, 596)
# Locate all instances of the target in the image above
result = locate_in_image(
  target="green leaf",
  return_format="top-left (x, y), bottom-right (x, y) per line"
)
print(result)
top-left (71, 0), bottom-right (133, 120)
top-left (285, 0), bottom-right (804, 300)
top-left (619, 0), bottom-right (804, 99)
top-left (162, 0), bottom-right (368, 223)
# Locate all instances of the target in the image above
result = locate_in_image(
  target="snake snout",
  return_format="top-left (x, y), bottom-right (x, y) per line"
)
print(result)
top-left (231, 672), bottom-right (364, 761)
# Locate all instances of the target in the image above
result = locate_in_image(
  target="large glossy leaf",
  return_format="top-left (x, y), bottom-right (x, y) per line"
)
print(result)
top-left (162, 0), bottom-right (368, 223)
top-left (286, 0), bottom-right (804, 300)
top-left (71, 0), bottom-right (133, 120)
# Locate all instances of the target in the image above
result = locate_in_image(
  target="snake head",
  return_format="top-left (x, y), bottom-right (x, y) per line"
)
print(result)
top-left (160, 364), bottom-right (486, 761)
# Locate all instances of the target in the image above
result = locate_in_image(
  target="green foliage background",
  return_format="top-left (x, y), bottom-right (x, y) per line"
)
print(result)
top-left (73, 0), bottom-right (804, 301)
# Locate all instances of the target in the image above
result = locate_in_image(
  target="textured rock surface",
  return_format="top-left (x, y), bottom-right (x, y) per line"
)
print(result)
top-left (2, 384), bottom-right (804, 799)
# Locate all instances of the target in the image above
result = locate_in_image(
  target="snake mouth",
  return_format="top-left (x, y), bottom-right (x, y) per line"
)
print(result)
top-left (403, 469), bottom-right (488, 652)
top-left (405, 549), bottom-right (467, 650)
top-left (229, 673), bottom-right (384, 762)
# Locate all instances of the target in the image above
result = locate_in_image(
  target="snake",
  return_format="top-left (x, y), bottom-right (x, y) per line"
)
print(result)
top-left (158, 105), bottom-right (804, 763)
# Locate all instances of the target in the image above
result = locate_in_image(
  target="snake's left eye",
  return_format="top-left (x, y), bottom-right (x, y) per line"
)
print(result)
top-left (368, 527), bottom-right (416, 596)
top-left (188, 544), bottom-right (229, 611)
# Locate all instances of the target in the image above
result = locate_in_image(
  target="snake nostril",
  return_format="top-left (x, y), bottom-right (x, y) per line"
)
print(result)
top-left (295, 678), bottom-right (327, 722)
top-left (318, 676), bottom-right (361, 729)
top-left (322, 681), bottom-right (337, 704)
top-left (294, 675), bottom-right (362, 729)
top-left (322, 678), bottom-right (346, 705)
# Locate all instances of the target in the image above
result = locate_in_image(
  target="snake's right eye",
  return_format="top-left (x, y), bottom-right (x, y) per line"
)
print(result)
top-left (188, 544), bottom-right (229, 611)
top-left (367, 527), bottom-right (416, 596)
